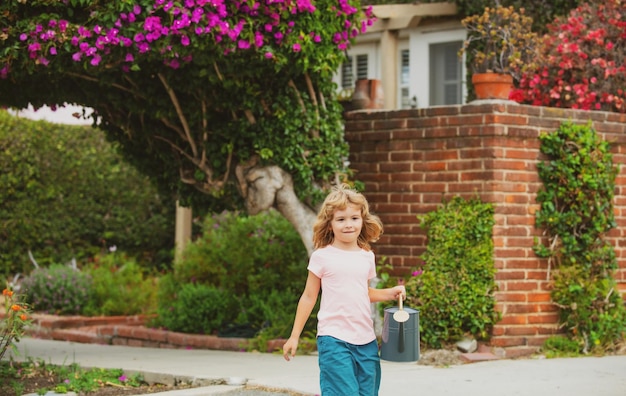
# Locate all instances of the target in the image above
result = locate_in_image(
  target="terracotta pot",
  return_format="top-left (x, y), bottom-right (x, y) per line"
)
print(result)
top-left (352, 79), bottom-right (384, 109)
top-left (472, 73), bottom-right (513, 100)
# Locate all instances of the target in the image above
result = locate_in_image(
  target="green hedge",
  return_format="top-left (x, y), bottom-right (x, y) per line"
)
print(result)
top-left (156, 210), bottom-right (313, 342)
top-left (406, 196), bottom-right (500, 348)
top-left (0, 110), bottom-right (175, 276)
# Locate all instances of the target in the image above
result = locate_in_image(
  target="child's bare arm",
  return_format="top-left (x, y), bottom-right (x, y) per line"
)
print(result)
top-left (283, 271), bottom-right (320, 361)
top-left (368, 285), bottom-right (406, 303)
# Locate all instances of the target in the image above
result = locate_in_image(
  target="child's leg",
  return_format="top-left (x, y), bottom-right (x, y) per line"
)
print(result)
top-left (354, 339), bottom-right (381, 396)
top-left (317, 336), bottom-right (359, 395)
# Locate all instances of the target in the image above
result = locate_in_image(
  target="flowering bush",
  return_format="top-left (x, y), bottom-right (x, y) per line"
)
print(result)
top-left (459, 5), bottom-right (540, 81)
top-left (21, 265), bottom-right (93, 315)
top-left (511, 1), bottom-right (626, 113)
top-left (0, 287), bottom-right (31, 361)
top-left (0, 1), bottom-right (377, 246)
top-left (2, 0), bottom-right (374, 76)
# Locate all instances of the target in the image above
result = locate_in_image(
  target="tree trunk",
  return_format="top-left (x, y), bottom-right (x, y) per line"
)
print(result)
top-left (236, 162), bottom-right (318, 256)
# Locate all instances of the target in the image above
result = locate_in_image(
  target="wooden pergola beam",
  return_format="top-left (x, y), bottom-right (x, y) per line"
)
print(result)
top-left (368, 2), bottom-right (459, 32)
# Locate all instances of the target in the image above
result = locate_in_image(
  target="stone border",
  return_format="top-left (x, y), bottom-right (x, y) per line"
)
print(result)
top-left (22, 313), bottom-right (285, 353)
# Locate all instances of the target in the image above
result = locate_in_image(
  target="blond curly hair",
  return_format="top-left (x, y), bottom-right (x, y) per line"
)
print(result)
top-left (312, 184), bottom-right (383, 251)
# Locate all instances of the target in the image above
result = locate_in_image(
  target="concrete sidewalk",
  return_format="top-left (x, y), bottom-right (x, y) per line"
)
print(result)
top-left (8, 337), bottom-right (626, 396)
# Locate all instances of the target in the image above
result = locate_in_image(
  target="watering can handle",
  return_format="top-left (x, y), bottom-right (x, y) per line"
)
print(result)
top-left (398, 294), bottom-right (403, 310)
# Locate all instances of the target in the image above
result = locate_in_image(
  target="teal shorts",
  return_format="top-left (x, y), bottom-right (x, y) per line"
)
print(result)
top-left (317, 335), bottom-right (381, 396)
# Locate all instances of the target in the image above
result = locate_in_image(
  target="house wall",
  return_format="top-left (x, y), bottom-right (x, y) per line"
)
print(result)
top-left (410, 23), bottom-right (467, 109)
top-left (344, 102), bottom-right (626, 357)
top-left (334, 3), bottom-right (466, 110)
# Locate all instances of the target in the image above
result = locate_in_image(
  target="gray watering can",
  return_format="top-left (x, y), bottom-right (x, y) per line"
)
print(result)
top-left (380, 296), bottom-right (420, 362)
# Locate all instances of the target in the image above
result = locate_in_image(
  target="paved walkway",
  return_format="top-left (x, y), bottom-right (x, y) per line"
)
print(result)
top-left (8, 337), bottom-right (626, 396)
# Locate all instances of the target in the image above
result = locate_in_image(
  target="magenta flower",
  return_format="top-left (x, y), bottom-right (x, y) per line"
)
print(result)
top-left (238, 39), bottom-right (250, 49)
top-left (254, 32), bottom-right (264, 47)
top-left (27, 42), bottom-right (41, 53)
top-left (292, 43), bottom-right (301, 52)
top-left (137, 42), bottom-right (150, 53)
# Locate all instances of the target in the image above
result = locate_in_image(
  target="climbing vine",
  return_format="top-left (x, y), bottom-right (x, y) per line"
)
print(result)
top-left (534, 121), bottom-right (625, 353)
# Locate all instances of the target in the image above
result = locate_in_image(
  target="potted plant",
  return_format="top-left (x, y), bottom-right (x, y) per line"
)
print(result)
top-left (459, 5), bottom-right (540, 100)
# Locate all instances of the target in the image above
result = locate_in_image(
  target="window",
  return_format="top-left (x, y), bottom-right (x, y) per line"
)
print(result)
top-left (399, 49), bottom-right (411, 109)
top-left (341, 54), bottom-right (369, 91)
top-left (429, 41), bottom-right (463, 106)
top-left (341, 58), bottom-right (353, 90)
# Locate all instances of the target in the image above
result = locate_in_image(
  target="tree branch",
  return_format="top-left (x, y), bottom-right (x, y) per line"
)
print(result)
top-left (159, 117), bottom-right (189, 143)
top-left (304, 73), bottom-right (320, 138)
top-left (65, 72), bottom-right (139, 96)
top-left (157, 73), bottom-right (198, 157)
top-left (288, 79), bottom-right (306, 112)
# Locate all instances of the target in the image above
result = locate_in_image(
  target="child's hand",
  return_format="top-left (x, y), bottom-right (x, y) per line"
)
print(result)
top-left (283, 337), bottom-right (298, 361)
top-left (393, 285), bottom-right (406, 301)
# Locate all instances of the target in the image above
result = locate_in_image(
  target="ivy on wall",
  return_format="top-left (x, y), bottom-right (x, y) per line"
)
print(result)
top-left (534, 121), bottom-right (625, 353)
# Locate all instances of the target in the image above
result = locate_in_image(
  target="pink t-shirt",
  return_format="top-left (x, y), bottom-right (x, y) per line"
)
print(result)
top-left (308, 245), bottom-right (377, 345)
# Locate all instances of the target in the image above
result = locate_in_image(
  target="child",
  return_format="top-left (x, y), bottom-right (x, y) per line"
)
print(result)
top-left (283, 184), bottom-right (406, 396)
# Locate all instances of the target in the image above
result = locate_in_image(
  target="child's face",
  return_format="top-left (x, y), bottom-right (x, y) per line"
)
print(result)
top-left (330, 203), bottom-right (363, 249)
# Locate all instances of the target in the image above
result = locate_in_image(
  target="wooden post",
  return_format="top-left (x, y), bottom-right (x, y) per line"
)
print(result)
top-left (174, 201), bottom-right (192, 263)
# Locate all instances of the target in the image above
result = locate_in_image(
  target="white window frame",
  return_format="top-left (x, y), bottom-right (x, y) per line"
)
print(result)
top-left (333, 41), bottom-right (380, 99)
top-left (398, 40), bottom-right (412, 109)
top-left (409, 26), bottom-right (467, 108)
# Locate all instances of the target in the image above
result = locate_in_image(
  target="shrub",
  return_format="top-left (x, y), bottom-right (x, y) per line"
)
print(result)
top-left (156, 209), bottom-right (310, 338)
top-left (541, 335), bottom-right (581, 358)
top-left (82, 253), bottom-right (159, 316)
top-left (175, 210), bottom-right (308, 296)
top-left (0, 110), bottom-right (175, 276)
top-left (156, 275), bottom-right (238, 335)
top-left (237, 289), bottom-right (315, 351)
top-left (459, 5), bottom-right (539, 80)
top-left (512, 1), bottom-right (626, 112)
top-left (21, 264), bottom-right (92, 315)
top-left (533, 122), bottom-right (625, 353)
top-left (405, 196), bottom-right (500, 348)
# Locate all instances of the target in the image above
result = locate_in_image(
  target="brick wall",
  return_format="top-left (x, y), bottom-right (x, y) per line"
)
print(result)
top-left (344, 102), bottom-right (626, 357)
